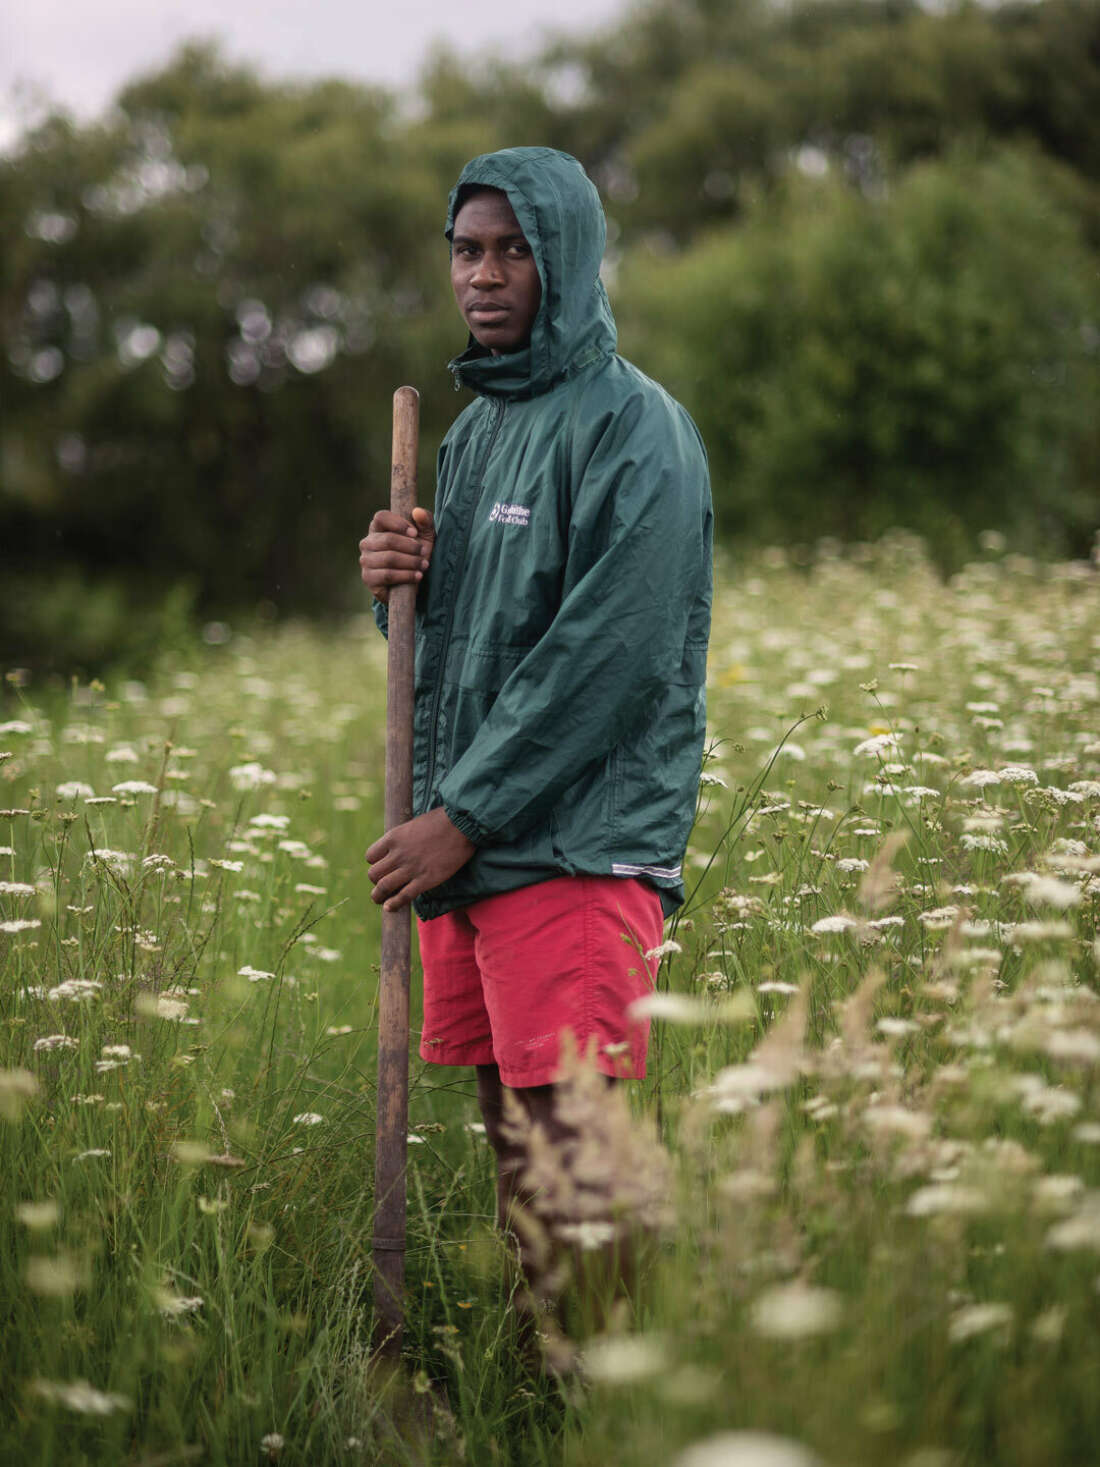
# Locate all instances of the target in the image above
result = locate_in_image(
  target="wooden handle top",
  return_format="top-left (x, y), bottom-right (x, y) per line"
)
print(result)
top-left (390, 387), bottom-right (419, 520)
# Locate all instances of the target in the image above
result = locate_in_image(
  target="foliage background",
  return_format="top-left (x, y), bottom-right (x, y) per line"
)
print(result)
top-left (2, 0), bottom-right (1099, 673)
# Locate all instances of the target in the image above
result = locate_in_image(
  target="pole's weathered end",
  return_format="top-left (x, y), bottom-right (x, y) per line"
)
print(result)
top-left (372, 385), bottom-right (419, 1357)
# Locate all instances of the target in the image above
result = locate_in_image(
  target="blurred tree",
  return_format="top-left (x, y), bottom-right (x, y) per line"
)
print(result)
top-left (1, 46), bottom-right (462, 670)
top-left (617, 147), bottom-right (1100, 559)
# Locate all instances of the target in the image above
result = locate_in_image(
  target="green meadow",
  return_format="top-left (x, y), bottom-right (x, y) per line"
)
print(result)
top-left (2, 534), bottom-right (1098, 1467)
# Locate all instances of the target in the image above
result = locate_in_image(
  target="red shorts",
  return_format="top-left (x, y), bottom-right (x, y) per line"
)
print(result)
top-left (416, 875), bottom-right (663, 1088)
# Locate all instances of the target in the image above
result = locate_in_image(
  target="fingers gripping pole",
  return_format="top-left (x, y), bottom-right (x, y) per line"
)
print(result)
top-left (372, 385), bottom-right (419, 1355)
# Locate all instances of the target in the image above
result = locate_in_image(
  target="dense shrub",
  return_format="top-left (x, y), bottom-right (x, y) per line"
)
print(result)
top-left (618, 148), bottom-right (1100, 561)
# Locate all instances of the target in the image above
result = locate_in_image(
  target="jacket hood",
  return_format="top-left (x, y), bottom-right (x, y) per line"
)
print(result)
top-left (445, 146), bottom-right (617, 400)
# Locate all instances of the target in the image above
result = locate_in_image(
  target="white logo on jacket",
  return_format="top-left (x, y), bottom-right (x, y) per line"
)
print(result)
top-left (488, 502), bottom-right (531, 527)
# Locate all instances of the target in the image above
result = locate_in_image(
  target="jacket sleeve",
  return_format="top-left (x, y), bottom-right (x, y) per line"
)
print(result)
top-left (438, 392), bottom-right (712, 846)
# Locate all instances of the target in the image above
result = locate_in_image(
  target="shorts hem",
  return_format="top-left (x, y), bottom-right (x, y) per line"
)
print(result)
top-left (419, 1039), bottom-right (495, 1067)
top-left (498, 1051), bottom-right (647, 1089)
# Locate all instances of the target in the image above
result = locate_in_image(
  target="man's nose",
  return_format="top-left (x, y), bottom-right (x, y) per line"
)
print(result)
top-left (470, 251), bottom-right (505, 287)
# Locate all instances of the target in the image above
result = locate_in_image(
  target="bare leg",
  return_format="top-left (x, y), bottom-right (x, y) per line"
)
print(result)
top-left (475, 1064), bottom-right (634, 1346)
top-left (475, 1063), bottom-right (524, 1233)
top-left (475, 1064), bottom-right (584, 1230)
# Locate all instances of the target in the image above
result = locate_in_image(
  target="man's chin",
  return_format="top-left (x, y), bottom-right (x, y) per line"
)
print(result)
top-left (468, 322), bottom-right (529, 354)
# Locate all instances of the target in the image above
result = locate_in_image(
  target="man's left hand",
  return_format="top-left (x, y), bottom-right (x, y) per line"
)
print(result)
top-left (366, 807), bottom-right (476, 912)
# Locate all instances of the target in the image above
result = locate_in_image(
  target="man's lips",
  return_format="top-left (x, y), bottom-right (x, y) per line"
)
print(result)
top-left (466, 302), bottom-right (510, 318)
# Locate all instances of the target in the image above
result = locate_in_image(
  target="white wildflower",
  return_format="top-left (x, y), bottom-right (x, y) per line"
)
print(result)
top-left (1012, 1075), bottom-right (1081, 1123)
top-left (135, 993), bottom-right (191, 1022)
top-left (751, 1282), bottom-right (842, 1339)
top-left (674, 1431), bottom-right (822, 1467)
top-left (999, 765), bottom-right (1039, 786)
top-left (581, 1333), bottom-right (669, 1383)
top-left (1013, 873), bottom-right (1082, 909)
top-left (33, 1034), bottom-right (78, 1052)
top-left (239, 965), bottom-right (276, 983)
top-left (1, 918), bottom-right (42, 933)
top-left (951, 947), bottom-right (1003, 970)
top-left (629, 992), bottom-right (709, 1024)
top-left (48, 980), bottom-right (102, 1002)
top-left (156, 1291), bottom-right (204, 1320)
top-left (111, 780), bottom-right (158, 796)
top-left (0, 1068), bottom-right (39, 1118)
top-left (558, 1220), bottom-right (619, 1251)
top-left (1034, 785), bottom-right (1085, 806)
top-left (810, 914), bottom-right (857, 934)
top-left (55, 780), bottom-right (95, 803)
top-left (1032, 1174), bottom-right (1085, 1212)
top-left (863, 1105), bottom-right (932, 1140)
top-left (1004, 920), bottom-right (1074, 944)
top-left (876, 1018), bottom-right (919, 1037)
top-left (229, 762), bottom-right (277, 791)
top-left (645, 939), bottom-right (682, 962)
top-left (961, 769), bottom-right (1001, 790)
top-left (1045, 1199), bottom-right (1100, 1252)
top-left (292, 1112), bottom-right (324, 1126)
top-left (915, 903), bottom-right (962, 927)
top-left (704, 1063), bottom-right (788, 1113)
top-left (1032, 1306), bottom-right (1067, 1344)
top-left (853, 734), bottom-right (901, 758)
top-left (1045, 1029), bottom-right (1100, 1065)
top-left (30, 1378), bottom-right (132, 1415)
top-left (15, 1200), bottom-right (59, 1229)
top-left (948, 1302), bottom-right (1013, 1343)
top-left (86, 848), bottom-right (134, 873)
top-left (961, 834), bottom-right (1009, 854)
top-left (905, 1184), bottom-right (991, 1217)
top-left (105, 745), bottom-right (139, 764)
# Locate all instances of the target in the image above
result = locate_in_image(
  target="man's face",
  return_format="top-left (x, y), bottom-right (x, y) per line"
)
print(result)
top-left (450, 189), bottom-right (542, 355)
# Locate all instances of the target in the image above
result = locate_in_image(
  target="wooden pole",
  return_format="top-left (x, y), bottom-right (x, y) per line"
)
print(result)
top-left (372, 385), bottom-right (419, 1356)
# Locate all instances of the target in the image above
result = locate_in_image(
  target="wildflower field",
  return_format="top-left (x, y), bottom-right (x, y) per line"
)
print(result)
top-left (2, 535), bottom-right (1098, 1467)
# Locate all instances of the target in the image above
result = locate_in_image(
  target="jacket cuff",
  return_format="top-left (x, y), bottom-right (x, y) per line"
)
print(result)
top-left (443, 803), bottom-right (491, 848)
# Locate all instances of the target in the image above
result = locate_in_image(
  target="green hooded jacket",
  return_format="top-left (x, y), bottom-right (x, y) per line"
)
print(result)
top-left (380, 146), bottom-right (713, 921)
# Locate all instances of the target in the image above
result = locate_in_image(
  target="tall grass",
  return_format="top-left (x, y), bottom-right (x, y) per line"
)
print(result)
top-left (1, 535), bottom-right (1097, 1465)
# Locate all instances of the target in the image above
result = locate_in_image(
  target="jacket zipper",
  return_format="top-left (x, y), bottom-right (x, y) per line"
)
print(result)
top-left (423, 395), bottom-right (506, 804)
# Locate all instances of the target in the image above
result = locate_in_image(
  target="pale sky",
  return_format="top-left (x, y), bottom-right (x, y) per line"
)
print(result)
top-left (1, 0), bottom-right (628, 142)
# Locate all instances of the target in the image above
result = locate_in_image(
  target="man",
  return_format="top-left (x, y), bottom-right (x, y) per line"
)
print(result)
top-left (359, 146), bottom-right (712, 1289)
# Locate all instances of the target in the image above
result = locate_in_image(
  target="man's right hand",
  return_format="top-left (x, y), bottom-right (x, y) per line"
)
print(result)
top-left (358, 507), bottom-right (436, 605)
